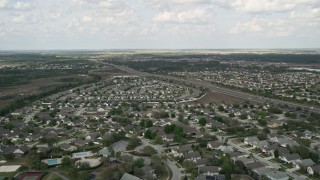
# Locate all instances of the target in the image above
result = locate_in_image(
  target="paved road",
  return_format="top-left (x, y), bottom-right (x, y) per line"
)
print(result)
top-left (135, 137), bottom-right (183, 180)
top-left (166, 159), bottom-right (182, 180)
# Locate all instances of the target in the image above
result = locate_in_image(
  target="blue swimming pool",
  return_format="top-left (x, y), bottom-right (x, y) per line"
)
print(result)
top-left (47, 159), bottom-right (58, 165)
top-left (75, 152), bottom-right (88, 157)
top-left (73, 151), bottom-right (92, 158)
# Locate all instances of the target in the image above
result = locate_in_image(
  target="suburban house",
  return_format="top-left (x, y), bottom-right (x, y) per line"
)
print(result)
top-left (184, 152), bottom-right (201, 161)
top-left (265, 171), bottom-right (289, 180)
top-left (120, 173), bottom-right (141, 180)
top-left (198, 166), bottom-right (220, 176)
top-left (307, 164), bottom-right (320, 176)
top-left (207, 141), bottom-right (224, 150)
top-left (279, 153), bottom-right (301, 165)
top-left (297, 159), bottom-right (315, 170)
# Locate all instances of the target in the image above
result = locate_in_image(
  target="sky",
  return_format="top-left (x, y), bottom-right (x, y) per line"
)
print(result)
top-left (0, 0), bottom-right (320, 50)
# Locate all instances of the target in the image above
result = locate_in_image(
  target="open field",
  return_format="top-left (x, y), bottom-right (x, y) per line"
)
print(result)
top-left (0, 75), bottom-right (93, 106)
top-left (191, 90), bottom-right (245, 104)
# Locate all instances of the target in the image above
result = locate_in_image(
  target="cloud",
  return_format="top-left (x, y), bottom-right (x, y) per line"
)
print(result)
top-left (289, 7), bottom-right (320, 26)
top-left (82, 16), bottom-right (92, 23)
top-left (12, 15), bottom-right (26, 23)
top-left (0, 0), bottom-right (7, 8)
top-left (230, 19), bottom-right (263, 34)
top-left (14, 2), bottom-right (31, 10)
top-left (0, 0), bottom-right (320, 49)
top-left (153, 7), bottom-right (212, 24)
top-left (230, 0), bottom-right (316, 13)
top-left (229, 17), bottom-right (313, 37)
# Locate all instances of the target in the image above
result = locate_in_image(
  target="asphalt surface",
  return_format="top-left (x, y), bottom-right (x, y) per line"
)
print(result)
top-left (166, 159), bottom-right (182, 180)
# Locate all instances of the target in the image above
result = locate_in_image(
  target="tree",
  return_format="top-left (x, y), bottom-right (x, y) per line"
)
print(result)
top-left (143, 146), bottom-right (157, 156)
top-left (164, 124), bottom-right (176, 133)
top-left (239, 114), bottom-right (247, 120)
top-left (27, 150), bottom-right (41, 169)
top-left (78, 171), bottom-right (89, 180)
top-left (133, 166), bottom-right (144, 178)
top-left (121, 155), bottom-right (133, 163)
top-left (62, 157), bottom-right (74, 168)
top-left (171, 113), bottom-right (176, 118)
top-left (199, 117), bottom-right (207, 126)
top-left (146, 119), bottom-right (153, 127)
top-left (182, 160), bottom-right (196, 173)
top-left (133, 158), bottom-right (144, 168)
top-left (4, 123), bottom-right (14, 130)
top-left (228, 113), bottom-right (235, 117)
top-left (178, 114), bottom-right (184, 122)
top-left (154, 136), bottom-right (164, 144)
top-left (139, 120), bottom-right (145, 127)
top-left (144, 130), bottom-right (156, 140)
top-left (174, 126), bottom-right (184, 140)
top-left (4, 153), bottom-right (14, 160)
top-left (78, 162), bottom-right (90, 170)
top-left (39, 162), bottom-right (49, 170)
top-left (257, 133), bottom-right (267, 140)
top-left (274, 149), bottom-right (279, 159)
top-left (218, 106), bottom-right (224, 111)
top-left (99, 164), bottom-right (131, 180)
top-left (258, 119), bottom-right (267, 126)
top-left (128, 136), bottom-right (142, 150)
top-left (263, 127), bottom-right (270, 134)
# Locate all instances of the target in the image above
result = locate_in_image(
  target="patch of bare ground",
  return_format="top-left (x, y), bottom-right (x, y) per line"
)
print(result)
top-left (191, 91), bottom-right (245, 104)
top-left (0, 75), bottom-right (93, 106)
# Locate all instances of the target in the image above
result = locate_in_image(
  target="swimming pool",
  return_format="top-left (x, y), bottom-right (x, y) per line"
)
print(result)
top-left (72, 151), bottom-right (93, 158)
top-left (47, 159), bottom-right (58, 165)
top-left (41, 158), bottom-right (62, 166)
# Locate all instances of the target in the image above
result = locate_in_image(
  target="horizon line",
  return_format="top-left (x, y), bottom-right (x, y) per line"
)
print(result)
top-left (0, 48), bottom-right (320, 52)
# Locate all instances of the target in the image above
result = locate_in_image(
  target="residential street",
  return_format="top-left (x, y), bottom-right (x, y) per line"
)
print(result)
top-left (227, 138), bottom-right (309, 180)
top-left (166, 159), bottom-right (182, 180)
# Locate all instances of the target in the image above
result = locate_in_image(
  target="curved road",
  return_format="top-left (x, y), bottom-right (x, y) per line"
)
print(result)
top-left (105, 62), bottom-right (319, 113)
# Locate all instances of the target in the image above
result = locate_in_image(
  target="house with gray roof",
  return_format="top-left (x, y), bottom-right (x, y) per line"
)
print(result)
top-left (253, 167), bottom-right (273, 179)
top-left (245, 161), bottom-right (264, 170)
top-left (98, 147), bottom-right (110, 157)
top-left (297, 158), bottom-right (315, 170)
top-left (120, 173), bottom-right (141, 180)
top-left (265, 171), bottom-right (289, 180)
top-left (184, 151), bottom-right (201, 161)
top-left (198, 166), bottom-right (220, 176)
top-left (195, 174), bottom-right (225, 180)
top-left (308, 164), bottom-right (320, 175)
top-left (280, 153), bottom-right (301, 165)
